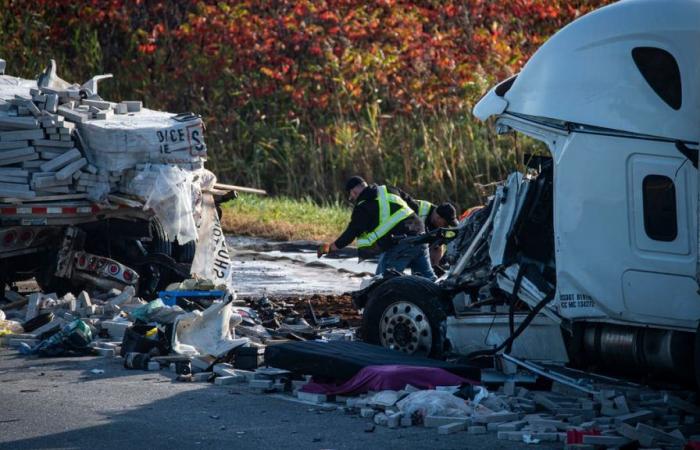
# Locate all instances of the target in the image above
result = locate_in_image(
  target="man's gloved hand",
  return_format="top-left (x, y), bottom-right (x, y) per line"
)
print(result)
top-left (317, 242), bottom-right (332, 258)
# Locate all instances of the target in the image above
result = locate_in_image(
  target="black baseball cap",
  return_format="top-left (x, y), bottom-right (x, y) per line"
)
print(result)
top-left (344, 176), bottom-right (366, 192)
top-left (436, 203), bottom-right (459, 227)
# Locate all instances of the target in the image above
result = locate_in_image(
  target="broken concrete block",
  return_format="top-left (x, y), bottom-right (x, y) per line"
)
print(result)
top-left (438, 422), bottom-right (466, 435)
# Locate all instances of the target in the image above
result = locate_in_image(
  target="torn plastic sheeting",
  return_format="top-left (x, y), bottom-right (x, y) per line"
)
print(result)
top-left (123, 164), bottom-right (198, 244)
top-left (190, 191), bottom-right (234, 289)
top-left (171, 300), bottom-right (248, 357)
top-left (396, 390), bottom-right (473, 419)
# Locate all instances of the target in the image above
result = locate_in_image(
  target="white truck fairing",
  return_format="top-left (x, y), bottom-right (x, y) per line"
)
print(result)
top-left (474, 0), bottom-right (700, 332)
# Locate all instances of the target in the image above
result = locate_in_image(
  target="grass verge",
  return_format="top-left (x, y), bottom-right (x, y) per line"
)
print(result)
top-left (220, 193), bottom-right (350, 242)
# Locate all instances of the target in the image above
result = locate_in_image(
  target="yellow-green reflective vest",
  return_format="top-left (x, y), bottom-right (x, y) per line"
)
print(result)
top-left (356, 185), bottom-right (414, 249)
top-left (417, 200), bottom-right (434, 223)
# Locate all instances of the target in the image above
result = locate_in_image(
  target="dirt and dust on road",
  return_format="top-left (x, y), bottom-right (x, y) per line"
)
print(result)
top-left (227, 236), bottom-right (372, 328)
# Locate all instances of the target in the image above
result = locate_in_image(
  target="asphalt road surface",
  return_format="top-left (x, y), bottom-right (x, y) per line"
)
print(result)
top-left (0, 348), bottom-right (559, 450)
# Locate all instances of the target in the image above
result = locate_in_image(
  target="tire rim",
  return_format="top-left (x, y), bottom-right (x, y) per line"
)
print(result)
top-left (379, 301), bottom-right (432, 355)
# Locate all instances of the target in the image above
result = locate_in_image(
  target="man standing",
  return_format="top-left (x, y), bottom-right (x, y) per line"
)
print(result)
top-left (317, 176), bottom-right (436, 281)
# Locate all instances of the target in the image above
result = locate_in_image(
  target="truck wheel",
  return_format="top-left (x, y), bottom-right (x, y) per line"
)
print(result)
top-left (362, 276), bottom-right (446, 357)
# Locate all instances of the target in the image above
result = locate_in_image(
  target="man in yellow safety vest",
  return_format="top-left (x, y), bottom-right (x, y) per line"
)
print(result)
top-left (317, 176), bottom-right (436, 280)
top-left (414, 200), bottom-right (459, 268)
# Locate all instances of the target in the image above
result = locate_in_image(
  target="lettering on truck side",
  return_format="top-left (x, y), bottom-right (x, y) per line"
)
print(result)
top-left (558, 293), bottom-right (595, 309)
top-left (156, 122), bottom-right (207, 157)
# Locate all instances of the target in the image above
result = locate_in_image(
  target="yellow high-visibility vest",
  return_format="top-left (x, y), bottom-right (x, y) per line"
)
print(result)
top-left (417, 200), bottom-right (434, 223)
top-left (356, 185), bottom-right (414, 249)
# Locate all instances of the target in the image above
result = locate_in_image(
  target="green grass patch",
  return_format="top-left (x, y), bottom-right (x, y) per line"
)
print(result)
top-left (220, 193), bottom-right (350, 242)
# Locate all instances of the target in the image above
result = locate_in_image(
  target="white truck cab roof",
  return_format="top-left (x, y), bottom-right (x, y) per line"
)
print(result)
top-left (475, 0), bottom-right (700, 144)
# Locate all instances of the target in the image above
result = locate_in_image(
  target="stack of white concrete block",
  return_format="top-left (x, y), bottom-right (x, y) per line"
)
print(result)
top-left (0, 86), bottom-right (143, 201)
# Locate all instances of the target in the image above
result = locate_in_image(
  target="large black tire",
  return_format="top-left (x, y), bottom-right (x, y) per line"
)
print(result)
top-left (362, 275), bottom-right (447, 357)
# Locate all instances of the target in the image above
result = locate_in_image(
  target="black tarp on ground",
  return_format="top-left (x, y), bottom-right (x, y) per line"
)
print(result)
top-left (264, 340), bottom-right (480, 381)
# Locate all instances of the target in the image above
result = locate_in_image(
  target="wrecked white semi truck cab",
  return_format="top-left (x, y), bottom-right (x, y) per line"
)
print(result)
top-left (355, 0), bottom-right (700, 384)
top-left (0, 60), bottom-right (235, 298)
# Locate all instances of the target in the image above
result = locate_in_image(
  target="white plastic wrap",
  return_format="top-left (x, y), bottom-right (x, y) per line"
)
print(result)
top-left (396, 390), bottom-right (472, 419)
top-left (123, 164), bottom-right (198, 244)
top-left (190, 191), bottom-right (234, 289)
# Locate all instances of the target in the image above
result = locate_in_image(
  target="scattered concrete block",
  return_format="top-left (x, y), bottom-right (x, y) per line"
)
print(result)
top-left (114, 103), bottom-right (128, 114)
top-left (360, 408), bottom-right (375, 418)
top-left (438, 422), bottom-right (466, 435)
top-left (33, 138), bottom-right (73, 148)
top-left (424, 416), bottom-right (469, 428)
top-left (193, 372), bottom-right (212, 382)
top-left (214, 376), bottom-right (239, 386)
top-left (469, 425), bottom-right (487, 434)
top-left (498, 420), bottom-right (527, 432)
top-left (614, 410), bottom-right (654, 425)
top-left (478, 411), bottom-right (519, 424)
top-left (101, 320), bottom-right (131, 340)
top-left (123, 101), bottom-right (142, 112)
top-left (296, 391), bottom-right (328, 403)
top-left (96, 347), bottom-right (115, 357)
top-left (147, 361), bottom-right (160, 371)
top-left (582, 435), bottom-right (630, 446)
top-left (635, 423), bottom-right (685, 445)
top-left (387, 412), bottom-right (403, 429)
top-left (400, 416), bottom-right (413, 427)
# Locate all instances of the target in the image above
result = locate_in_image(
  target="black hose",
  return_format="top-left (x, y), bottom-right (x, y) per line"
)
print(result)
top-left (466, 289), bottom-right (556, 360)
top-left (506, 265), bottom-right (527, 353)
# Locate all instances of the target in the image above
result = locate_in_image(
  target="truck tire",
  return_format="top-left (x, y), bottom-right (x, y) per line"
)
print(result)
top-left (362, 275), bottom-right (446, 357)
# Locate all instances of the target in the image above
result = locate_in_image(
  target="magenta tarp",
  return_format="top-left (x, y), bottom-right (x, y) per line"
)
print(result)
top-left (301, 364), bottom-right (476, 395)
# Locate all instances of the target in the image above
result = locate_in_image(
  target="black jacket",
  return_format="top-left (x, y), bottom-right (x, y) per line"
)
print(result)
top-left (334, 184), bottom-right (424, 252)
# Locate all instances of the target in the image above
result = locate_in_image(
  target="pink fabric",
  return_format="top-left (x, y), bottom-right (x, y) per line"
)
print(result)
top-left (301, 364), bottom-right (475, 395)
